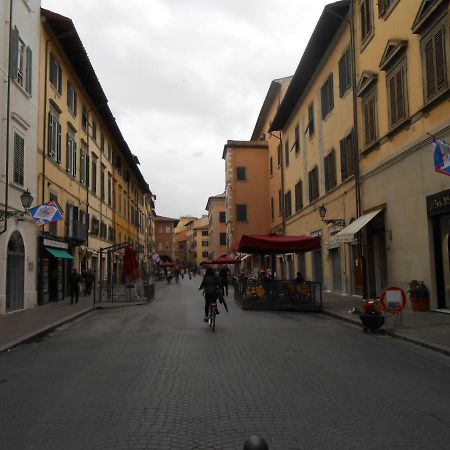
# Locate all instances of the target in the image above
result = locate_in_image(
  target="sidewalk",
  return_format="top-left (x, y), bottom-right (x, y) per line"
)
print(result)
top-left (0, 296), bottom-right (94, 353)
top-left (322, 291), bottom-right (450, 356)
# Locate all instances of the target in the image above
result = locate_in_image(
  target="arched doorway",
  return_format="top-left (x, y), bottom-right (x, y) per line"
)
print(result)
top-left (6, 231), bottom-right (25, 312)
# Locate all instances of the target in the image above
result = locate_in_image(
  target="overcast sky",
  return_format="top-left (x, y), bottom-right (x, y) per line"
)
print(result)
top-left (41, 0), bottom-right (331, 218)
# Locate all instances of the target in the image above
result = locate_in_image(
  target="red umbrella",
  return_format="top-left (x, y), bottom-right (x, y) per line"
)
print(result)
top-left (160, 261), bottom-right (176, 267)
top-left (238, 233), bottom-right (321, 254)
top-left (121, 246), bottom-right (140, 283)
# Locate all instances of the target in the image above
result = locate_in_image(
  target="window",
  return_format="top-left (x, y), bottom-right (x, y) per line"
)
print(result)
top-left (91, 154), bottom-right (97, 194)
top-left (82, 105), bottom-right (88, 131)
top-left (219, 232), bottom-right (226, 245)
top-left (359, 0), bottom-right (374, 45)
top-left (108, 174), bottom-right (112, 206)
top-left (269, 156), bottom-right (273, 176)
top-left (49, 52), bottom-right (62, 94)
top-left (80, 148), bottom-right (88, 186)
top-left (285, 139), bottom-right (290, 167)
top-left (294, 124), bottom-right (300, 154)
top-left (284, 191), bottom-right (292, 218)
top-left (219, 211), bottom-right (226, 223)
top-left (308, 166), bottom-right (319, 202)
top-left (387, 60), bottom-right (408, 129)
top-left (340, 132), bottom-right (355, 180)
top-left (236, 166), bottom-right (246, 180)
top-left (108, 144), bottom-right (112, 161)
top-left (113, 181), bottom-right (117, 210)
top-left (236, 204), bottom-right (247, 221)
top-left (278, 189), bottom-right (283, 217)
top-left (271, 197), bottom-right (274, 221)
top-left (92, 119), bottom-right (97, 140)
top-left (421, 17), bottom-right (448, 103)
top-left (339, 47), bottom-right (352, 96)
top-left (67, 81), bottom-right (77, 115)
top-left (308, 102), bottom-right (315, 136)
top-left (277, 143), bottom-right (282, 167)
top-left (378, 0), bottom-right (398, 18)
top-left (324, 149), bottom-right (337, 192)
top-left (100, 166), bottom-right (105, 201)
top-left (13, 132), bottom-right (24, 186)
top-left (48, 111), bottom-right (61, 163)
top-left (100, 133), bottom-right (105, 152)
top-left (202, 240), bottom-right (208, 247)
top-left (118, 191), bottom-right (122, 214)
top-left (362, 90), bottom-right (378, 147)
top-left (202, 251), bottom-right (209, 258)
top-left (321, 73), bottom-right (334, 118)
top-left (202, 230), bottom-right (209, 236)
top-left (11, 28), bottom-right (32, 95)
top-left (165, 226), bottom-right (171, 233)
top-left (66, 132), bottom-right (77, 177)
top-left (295, 180), bottom-right (303, 212)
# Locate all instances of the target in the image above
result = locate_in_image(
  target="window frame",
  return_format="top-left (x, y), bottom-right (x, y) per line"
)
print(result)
top-left (308, 102), bottom-right (315, 137)
top-left (359, 0), bottom-right (374, 49)
top-left (49, 52), bottom-right (62, 94)
top-left (236, 166), bottom-right (246, 181)
top-left (91, 154), bottom-right (98, 194)
top-left (219, 211), bottom-right (226, 223)
top-left (324, 149), bottom-right (337, 192)
top-left (340, 131), bottom-right (355, 180)
top-left (67, 81), bottom-right (77, 116)
top-left (236, 204), bottom-right (247, 222)
top-left (294, 124), bottom-right (300, 154)
top-left (284, 139), bottom-right (290, 167)
top-left (321, 73), bottom-right (334, 119)
top-left (308, 166), bottom-right (319, 203)
top-left (48, 110), bottom-right (61, 163)
top-left (339, 46), bottom-right (352, 97)
top-left (284, 190), bottom-right (292, 218)
top-left (361, 88), bottom-right (378, 148)
top-left (66, 131), bottom-right (77, 177)
top-left (13, 131), bottom-right (25, 186)
top-left (295, 180), bottom-right (303, 212)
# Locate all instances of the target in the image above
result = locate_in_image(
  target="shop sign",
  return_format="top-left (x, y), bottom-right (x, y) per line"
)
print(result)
top-left (43, 239), bottom-right (68, 249)
top-left (380, 286), bottom-right (407, 314)
top-left (427, 189), bottom-right (450, 216)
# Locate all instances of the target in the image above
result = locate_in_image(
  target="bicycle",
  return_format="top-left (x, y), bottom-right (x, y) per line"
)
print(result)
top-left (208, 299), bottom-right (218, 332)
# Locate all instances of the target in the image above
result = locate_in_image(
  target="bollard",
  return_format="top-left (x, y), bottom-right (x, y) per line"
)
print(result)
top-left (243, 435), bottom-right (268, 450)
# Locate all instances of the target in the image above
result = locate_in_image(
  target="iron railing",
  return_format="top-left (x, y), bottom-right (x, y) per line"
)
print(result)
top-left (234, 279), bottom-right (322, 312)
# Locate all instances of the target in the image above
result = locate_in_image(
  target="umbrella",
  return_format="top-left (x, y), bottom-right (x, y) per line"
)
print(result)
top-left (120, 246), bottom-right (140, 283)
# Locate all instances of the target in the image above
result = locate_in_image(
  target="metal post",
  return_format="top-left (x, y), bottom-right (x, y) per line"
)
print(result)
top-left (98, 247), bottom-right (103, 304)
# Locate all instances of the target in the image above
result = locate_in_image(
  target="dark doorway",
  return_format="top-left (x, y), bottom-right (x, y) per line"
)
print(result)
top-left (6, 231), bottom-right (25, 312)
top-left (366, 212), bottom-right (387, 298)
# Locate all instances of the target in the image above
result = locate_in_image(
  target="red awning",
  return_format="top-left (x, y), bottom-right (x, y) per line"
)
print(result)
top-left (209, 256), bottom-right (242, 265)
top-left (237, 233), bottom-right (321, 254)
top-left (159, 261), bottom-right (176, 267)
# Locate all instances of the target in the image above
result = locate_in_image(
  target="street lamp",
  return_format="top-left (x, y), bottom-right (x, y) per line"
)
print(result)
top-left (0, 189), bottom-right (33, 221)
top-left (319, 203), bottom-right (345, 227)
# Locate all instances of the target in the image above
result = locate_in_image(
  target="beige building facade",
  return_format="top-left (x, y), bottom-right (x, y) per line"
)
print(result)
top-left (206, 193), bottom-right (226, 259)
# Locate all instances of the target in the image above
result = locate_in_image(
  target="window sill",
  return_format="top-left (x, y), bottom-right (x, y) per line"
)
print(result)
top-left (386, 118), bottom-right (411, 139)
top-left (12, 79), bottom-right (32, 99)
top-left (379, 0), bottom-right (400, 21)
top-left (360, 140), bottom-right (380, 156)
top-left (420, 87), bottom-right (450, 114)
top-left (360, 31), bottom-right (374, 53)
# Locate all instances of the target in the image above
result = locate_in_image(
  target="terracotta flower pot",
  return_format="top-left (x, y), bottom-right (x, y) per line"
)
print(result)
top-left (410, 297), bottom-right (430, 312)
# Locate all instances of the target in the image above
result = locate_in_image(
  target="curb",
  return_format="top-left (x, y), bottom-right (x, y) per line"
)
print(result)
top-left (0, 306), bottom-right (95, 354)
top-left (323, 309), bottom-right (450, 357)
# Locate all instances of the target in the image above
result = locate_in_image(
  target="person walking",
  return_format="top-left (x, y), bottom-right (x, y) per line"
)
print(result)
top-left (69, 268), bottom-right (81, 304)
top-left (84, 269), bottom-right (94, 295)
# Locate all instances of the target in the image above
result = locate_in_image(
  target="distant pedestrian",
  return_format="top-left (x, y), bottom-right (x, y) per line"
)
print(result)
top-left (219, 265), bottom-right (230, 296)
top-left (84, 269), bottom-right (94, 295)
top-left (69, 268), bottom-right (81, 304)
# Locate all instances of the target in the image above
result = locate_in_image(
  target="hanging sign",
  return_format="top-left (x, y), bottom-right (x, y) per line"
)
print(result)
top-left (380, 286), bottom-right (407, 314)
top-left (28, 201), bottom-right (63, 226)
top-left (433, 137), bottom-right (450, 177)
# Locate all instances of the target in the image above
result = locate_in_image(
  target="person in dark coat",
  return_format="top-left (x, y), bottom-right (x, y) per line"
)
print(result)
top-left (69, 268), bottom-right (81, 304)
top-left (84, 269), bottom-right (94, 295)
top-left (218, 265), bottom-right (230, 296)
top-left (199, 268), bottom-right (221, 322)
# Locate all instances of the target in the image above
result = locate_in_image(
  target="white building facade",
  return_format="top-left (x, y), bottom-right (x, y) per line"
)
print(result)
top-left (0, 0), bottom-right (40, 313)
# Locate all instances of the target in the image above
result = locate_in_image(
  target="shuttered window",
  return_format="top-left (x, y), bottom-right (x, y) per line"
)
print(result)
top-left (236, 204), bottom-right (247, 222)
top-left (308, 102), bottom-right (315, 136)
top-left (269, 156), bottom-right (273, 176)
top-left (359, 0), bottom-right (374, 44)
top-left (271, 197), bottom-right (274, 221)
top-left (10, 27), bottom-right (32, 95)
top-left (324, 149), bottom-right (337, 192)
top-left (339, 47), bottom-right (352, 96)
top-left (294, 124), bottom-right (300, 154)
top-left (278, 189), bottom-right (283, 216)
top-left (362, 91), bottom-right (378, 146)
top-left (67, 81), bottom-right (77, 115)
top-left (49, 53), bottom-right (62, 94)
top-left (387, 60), bottom-right (407, 129)
top-left (13, 132), bottom-right (24, 186)
top-left (321, 73), bottom-right (334, 118)
top-left (340, 132), bottom-right (355, 180)
top-left (80, 150), bottom-right (87, 185)
top-left (308, 166), bottom-right (319, 203)
top-left (284, 191), bottom-right (292, 218)
top-left (295, 180), bottom-right (303, 212)
top-left (421, 19), bottom-right (448, 103)
top-left (66, 133), bottom-right (77, 176)
top-left (48, 111), bottom-right (61, 163)
top-left (285, 139), bottom-right (290, 167)
top-left (277, 143), bottom-right (282, 167)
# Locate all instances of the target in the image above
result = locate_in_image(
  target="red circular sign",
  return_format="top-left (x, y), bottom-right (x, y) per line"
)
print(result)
top-left (380, 286), bottom-right (407, 313)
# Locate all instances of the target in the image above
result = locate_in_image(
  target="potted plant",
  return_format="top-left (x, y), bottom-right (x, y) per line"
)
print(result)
top-left (407, 280), bottom-right (430, 311)
top-left (359, 298), bottom-right (384, 333)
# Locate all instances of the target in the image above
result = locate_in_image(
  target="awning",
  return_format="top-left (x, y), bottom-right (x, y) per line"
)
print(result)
top-left (45, 247), bottom-right (74, 259)
top-left (238, 233), bottom-right (321, 254)
top-left (334, 209), bottom-right (383, 243)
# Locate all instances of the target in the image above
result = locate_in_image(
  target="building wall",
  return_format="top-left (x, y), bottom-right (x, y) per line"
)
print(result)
top-left (354, 0), bottom-right (450, 305)
top-left (206, 196), bottom-right (226, 259)
top-left (0, 0), bottom-right (40, 313)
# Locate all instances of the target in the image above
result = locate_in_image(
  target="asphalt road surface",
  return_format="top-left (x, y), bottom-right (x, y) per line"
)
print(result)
top-left (1, 277), bottom-right (450, 449)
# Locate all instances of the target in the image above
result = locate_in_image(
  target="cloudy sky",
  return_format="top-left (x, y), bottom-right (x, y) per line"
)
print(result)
top-left (41, 0), bottom-right (331, 218)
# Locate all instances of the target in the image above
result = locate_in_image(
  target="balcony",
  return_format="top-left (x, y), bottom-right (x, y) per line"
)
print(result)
top-left (66, 220), bottom-right (88, 243)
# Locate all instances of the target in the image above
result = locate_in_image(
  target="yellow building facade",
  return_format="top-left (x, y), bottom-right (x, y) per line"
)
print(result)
top-left (206, 193), bottom-right (226, 259)
top-left (37, 9), bottom-right (152, 303)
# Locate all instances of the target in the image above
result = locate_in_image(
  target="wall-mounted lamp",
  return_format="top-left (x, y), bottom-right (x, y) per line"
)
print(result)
top-left (0, 189), bottom-right (33, 221)
top-left (319, 204), bottom-right (345, 227)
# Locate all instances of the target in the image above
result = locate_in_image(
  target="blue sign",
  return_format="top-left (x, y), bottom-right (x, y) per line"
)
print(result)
top-left (28, 201), bottom-right (63, 226)
top-left (433, 137), bottom-right (450, 177)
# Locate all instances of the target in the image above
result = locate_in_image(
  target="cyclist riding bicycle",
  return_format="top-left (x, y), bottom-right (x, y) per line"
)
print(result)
top-left (199, 268), bottom-right (221, 322)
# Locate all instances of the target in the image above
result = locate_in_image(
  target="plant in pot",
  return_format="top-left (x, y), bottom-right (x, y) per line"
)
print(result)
top-left (359, 298), bottom-right (384, 332)
top-left (407, 280), bottom-right (430, 312)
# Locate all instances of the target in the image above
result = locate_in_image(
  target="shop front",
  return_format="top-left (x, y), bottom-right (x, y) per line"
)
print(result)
top-left (427, 189), bottom-right (450, 309)
top-left (38, 236), bottom-right (74, 304)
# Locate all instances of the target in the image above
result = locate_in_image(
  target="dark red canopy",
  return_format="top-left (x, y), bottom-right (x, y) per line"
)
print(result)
top-left (159, 261), bottom-right (176, 267)
top-left (237, 233), bottom-right (321, 254)
top-left (209, 256), bottom-right (242, 265)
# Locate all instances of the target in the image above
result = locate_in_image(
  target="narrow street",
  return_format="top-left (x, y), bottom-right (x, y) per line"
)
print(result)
top-left (0, 279), bottom-right (449, 450)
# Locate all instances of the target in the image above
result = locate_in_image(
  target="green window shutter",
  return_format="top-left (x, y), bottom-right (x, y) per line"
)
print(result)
top-left (73, 142), bottom-right (77, 176)
top-left (25, 47), bottom-right (32, 94)
top-left (48, 112), bottom-right (54, 157)
top-left (66, 133), bottom-right (70, 172)
top-left (10, 26), bottom-right (19, 80)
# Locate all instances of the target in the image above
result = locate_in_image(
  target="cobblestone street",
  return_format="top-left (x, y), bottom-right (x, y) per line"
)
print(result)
top-left (1, 279), bottom-right (450, 449)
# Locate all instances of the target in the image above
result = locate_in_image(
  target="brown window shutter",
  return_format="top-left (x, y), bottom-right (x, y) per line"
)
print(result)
top-left (396, 69), bottom-right (405, 121)
top-left (389, 77), bottom-right (397, 126)
top-left (434, 28), bottom-right (447, 90)
top-left (424, 37), bottom-right (436, 99)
